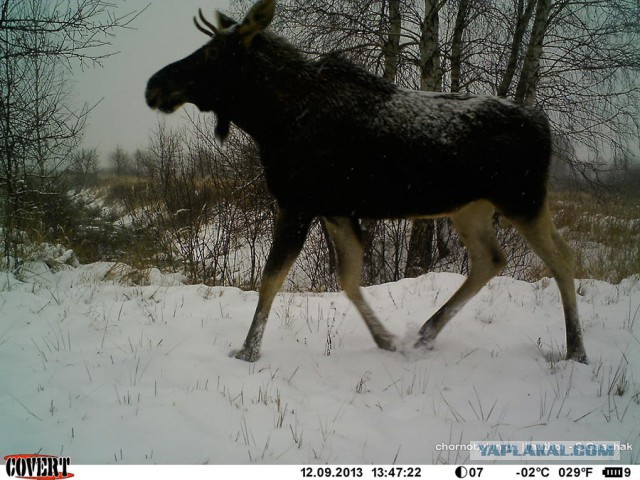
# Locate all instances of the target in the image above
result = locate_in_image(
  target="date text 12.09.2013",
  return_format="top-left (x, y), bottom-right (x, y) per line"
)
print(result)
top-left (300, 467), bottom-right (422, 478)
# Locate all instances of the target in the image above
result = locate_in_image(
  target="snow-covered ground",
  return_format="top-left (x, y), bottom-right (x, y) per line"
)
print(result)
top-left (1, 262), bottom-right (639, 464)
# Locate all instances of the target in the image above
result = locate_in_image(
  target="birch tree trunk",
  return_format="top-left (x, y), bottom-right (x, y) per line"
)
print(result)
top-left (497, 0), bottom-right (537, 98)
top-left (382, 0), bottom-right (401, 82)
top-left (514, 0), bottom-right (551, 105)
top-left (451, 0), bottom-right (471, 93)
top-left (419, 0), bottom-right (443, 92)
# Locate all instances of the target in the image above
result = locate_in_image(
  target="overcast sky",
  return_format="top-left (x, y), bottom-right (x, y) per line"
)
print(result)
top-left (73, 0), bottom-right (232, 162)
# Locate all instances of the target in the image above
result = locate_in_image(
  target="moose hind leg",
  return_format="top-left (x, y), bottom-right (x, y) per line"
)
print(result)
top-left (234, 210), bottom-right (312, 362)
top-left (323, 217), bottom-right (396, 351)
top-left (509, 203), bottom-right (587, 364)
top-left (416, 201), bottom-right (506, 348)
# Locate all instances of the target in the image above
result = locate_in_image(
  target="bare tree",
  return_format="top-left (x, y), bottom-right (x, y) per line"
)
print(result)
top-left (419, 0), bottom-right (444, 91)
top-left (497, 0), bottom-right (537, 97)
top-left (383, 0), bottom-right (402, 82)
top-left (0, 0), bottom-right (145, 267)
top-left (514, 0), bottom-right (550, 105)
top-left (70, 147), bottom-right (99, 185)
top-left (450, 0), bottom-right (472, 93)
top-left (540, 0), bottom-right (640, 178)
top-left (110, 145), bottom-right (132, 177)
top-left (0, 0), bottom-right (144, 67)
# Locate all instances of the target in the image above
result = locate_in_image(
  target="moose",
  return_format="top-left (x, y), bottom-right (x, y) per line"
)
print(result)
top-left (146, 0), bottom-right (587, 364)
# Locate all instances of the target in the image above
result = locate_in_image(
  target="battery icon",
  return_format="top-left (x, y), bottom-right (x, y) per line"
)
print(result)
top-left (602, 467), bottom-right (623, 478)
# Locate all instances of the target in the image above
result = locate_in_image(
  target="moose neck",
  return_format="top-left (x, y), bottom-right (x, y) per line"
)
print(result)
top-left (221, 33), bottom-right (396, 149)
top-left (223, 35), bottom-right (313, 145)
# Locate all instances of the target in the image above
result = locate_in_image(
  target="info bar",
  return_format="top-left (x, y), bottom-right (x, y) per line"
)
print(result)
top-left (65, 464), bottom-right (637, 480)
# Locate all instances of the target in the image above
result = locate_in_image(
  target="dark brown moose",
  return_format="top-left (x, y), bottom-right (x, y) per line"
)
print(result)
top-left (146, 0), bottom-right (587, 364)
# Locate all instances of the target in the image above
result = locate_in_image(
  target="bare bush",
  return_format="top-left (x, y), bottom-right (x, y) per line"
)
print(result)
top-left (112, 119), bottom-right (276, 288)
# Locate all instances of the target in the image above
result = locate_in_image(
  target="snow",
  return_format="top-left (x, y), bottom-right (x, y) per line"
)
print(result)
top-left (1, 263), bottom-right (639, 464)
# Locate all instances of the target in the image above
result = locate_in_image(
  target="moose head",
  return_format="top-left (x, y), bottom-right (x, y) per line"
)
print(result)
top-left (145, 0), bottom-right (277, 140)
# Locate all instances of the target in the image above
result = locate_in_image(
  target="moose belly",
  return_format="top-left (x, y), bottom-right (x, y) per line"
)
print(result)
top-left (264, 152), bottom-right (483, 219)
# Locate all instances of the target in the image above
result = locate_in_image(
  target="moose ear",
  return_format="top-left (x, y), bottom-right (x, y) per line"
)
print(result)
top-left (238, 0), bottom-right (275, 46)
top-left (216, 12), bottom-right (238, 30)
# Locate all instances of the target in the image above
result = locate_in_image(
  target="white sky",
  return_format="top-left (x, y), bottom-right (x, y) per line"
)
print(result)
top-left (73, 0), bottom-right (232, 162)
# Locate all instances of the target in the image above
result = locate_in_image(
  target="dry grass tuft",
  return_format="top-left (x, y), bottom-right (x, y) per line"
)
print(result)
top-left (548, 190), bottom-right (640, 283)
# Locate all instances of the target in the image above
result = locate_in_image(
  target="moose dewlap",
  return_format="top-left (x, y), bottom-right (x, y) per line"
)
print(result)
top-left (145, 0), bottom-right (587, 364)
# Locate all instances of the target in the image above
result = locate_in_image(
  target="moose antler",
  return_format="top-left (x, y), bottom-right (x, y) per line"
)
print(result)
top-left (193, 8), bottom-right (218, 37)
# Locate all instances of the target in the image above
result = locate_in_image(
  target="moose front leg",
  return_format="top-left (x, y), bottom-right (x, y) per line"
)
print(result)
top-left (234, 210), bottom-right (312, 362)
top-left (323, 216), bottom-right (396, 351)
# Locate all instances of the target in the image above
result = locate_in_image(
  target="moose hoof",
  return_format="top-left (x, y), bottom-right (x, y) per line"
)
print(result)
top-left (231, 348), bottom-right (260, 362)
top-left (375, 334), bottom-right (397, 352)
top-left (414, 323), bottom-right (437, 350)
top-left (567, 350), bottom-right (588, 365)
top-left (414, 334), bottom-right (435, 351)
